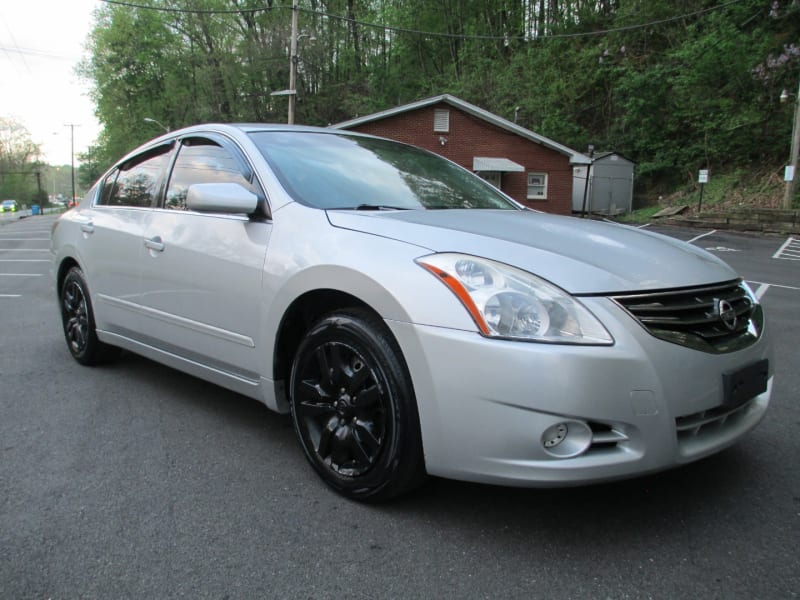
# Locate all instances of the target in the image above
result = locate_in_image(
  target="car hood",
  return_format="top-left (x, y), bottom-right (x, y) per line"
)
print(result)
top-left (326, 209), bottom-right (737, 294)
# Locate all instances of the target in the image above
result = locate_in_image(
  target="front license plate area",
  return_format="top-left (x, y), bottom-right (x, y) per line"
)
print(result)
top-left (723, 359), bottom-right (768, 409)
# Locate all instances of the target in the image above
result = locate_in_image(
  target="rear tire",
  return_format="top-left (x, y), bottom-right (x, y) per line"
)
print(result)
top-left (289, 309), bottom-right (425, 502)
top-left (59, 266), bottom-right (119, 365)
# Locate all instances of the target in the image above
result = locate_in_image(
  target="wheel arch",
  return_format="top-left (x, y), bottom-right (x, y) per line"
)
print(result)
top-left (266, 260), bottom-right (422, 410)
top-left (273, 288), bottom-right (384, 401)
top-left (56, 256), bottom-right (81, 297)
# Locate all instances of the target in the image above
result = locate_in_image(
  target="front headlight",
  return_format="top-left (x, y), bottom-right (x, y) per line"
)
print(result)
top-left (417, 253), bottom-right (613, 345)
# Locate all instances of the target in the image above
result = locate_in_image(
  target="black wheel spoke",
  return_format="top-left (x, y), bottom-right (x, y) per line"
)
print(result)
top-left (67, 318), bottom-right (84, 348)
top-left (327, 344), bottom-right (346, 386)
top-left (349, 434), bottom-right (373, 470)
top-left (299, 399), bottom-right (336, 419)
top-left (353, 421), bottom-right (381, 455)
top-left (354, 384), bottom-right (381, 408)
top-left (313, 346), bottom-right (334, 390)
top-left (296, 378), bottom-right (328, 403)
top-left (317, 416), bottom-right (339, 459)
top-left (345, 362), bottom-right (370, 395)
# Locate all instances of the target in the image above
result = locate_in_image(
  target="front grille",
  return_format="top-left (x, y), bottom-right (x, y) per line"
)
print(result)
top-left (675, 398), bottom-right (756, 440)
top-left (612, 280), bottom-right (762, 353)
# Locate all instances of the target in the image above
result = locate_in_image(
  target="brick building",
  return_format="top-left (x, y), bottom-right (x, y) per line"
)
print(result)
top-left (331, 94), bottom-right (589, 214)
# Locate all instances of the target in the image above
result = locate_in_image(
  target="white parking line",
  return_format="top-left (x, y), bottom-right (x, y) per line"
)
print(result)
top-left (636, 223), bottom-right (651, 229)
top-left (0, 294), bottom-right (22, 298)
top-left (0, 238), bottom-right (51, 241)
top-left (0, 273), bottom-right (42, 277)
top-left (752, 283), bottom-right (770, 301)
top-left (0, 249), bottom-right (50, 252)
top-left (748, 280), bottom-right (800, 292)
top-left (0, 259), bottom-right (50, 262)
top-left (772, 236), bottom-right (799, 260)
top-left (705, 246), bottom-right (740, 252)
top-left (688, 230), bottom-right (717, 244)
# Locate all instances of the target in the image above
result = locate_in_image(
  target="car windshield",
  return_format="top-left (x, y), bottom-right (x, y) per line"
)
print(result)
top-left (248, 131), bottom-right (518, 211)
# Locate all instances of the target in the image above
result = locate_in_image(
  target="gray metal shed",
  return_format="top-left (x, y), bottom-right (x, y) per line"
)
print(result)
top-left (572, 152), bottom-right (635, 214)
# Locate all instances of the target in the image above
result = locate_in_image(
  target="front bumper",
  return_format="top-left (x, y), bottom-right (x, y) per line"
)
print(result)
top-left (388, 296), bottom-right (772, 487)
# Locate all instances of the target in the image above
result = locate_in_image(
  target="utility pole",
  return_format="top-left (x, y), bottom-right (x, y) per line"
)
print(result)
top-left (288, 0), bottom-right (299, 125)
top-left (64, 123), bottom-right (79, 204)
top-left (783, 78), bottom-right (800, 209)
top-left (35, 171), bottom-right (42, 205)
top-left (580, 145), bottom-right (595, 218)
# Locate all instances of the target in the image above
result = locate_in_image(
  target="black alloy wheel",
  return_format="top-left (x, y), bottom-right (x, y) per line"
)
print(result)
top-left (290, 309), bottom-right (425, 501)
top-left (59, 267), bottom-right (117, 365)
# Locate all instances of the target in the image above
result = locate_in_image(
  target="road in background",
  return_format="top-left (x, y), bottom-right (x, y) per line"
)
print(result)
top-left (2, 216), bottom-right (798, 598)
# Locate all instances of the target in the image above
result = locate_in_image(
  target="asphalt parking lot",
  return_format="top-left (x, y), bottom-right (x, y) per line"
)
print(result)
top-left (1, 213), bottom-right (798, 598)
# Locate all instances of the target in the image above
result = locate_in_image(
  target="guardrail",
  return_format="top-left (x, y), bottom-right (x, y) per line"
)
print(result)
top-left (0, 206), bottom-right (67, 220)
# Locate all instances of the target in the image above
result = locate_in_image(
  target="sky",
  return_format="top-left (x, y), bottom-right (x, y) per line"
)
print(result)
top-left (1, 0), bottom-right (102, 166)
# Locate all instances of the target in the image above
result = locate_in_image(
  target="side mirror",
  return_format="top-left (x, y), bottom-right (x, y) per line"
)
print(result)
top-left (186, 182), bottom-right (258, 214)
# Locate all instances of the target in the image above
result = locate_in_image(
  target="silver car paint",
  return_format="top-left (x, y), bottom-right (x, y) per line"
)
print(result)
top-left (327, 209), bottom-right (738, 294)
top-left (52, 124), bottom-right (773, 487)
top-left (389, 297), bottom-right (771, 485)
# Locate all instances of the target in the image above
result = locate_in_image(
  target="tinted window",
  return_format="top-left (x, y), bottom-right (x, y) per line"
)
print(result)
top-left (164, 139), bottom-right (256, 210)
top-left (248, 131), bottom-right (517, 210)
top-left (99, 146), bottom-right (172, 207)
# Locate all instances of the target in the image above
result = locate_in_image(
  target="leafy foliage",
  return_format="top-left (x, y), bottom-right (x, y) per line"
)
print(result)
top-left (80, 0), bottom-right (800, 192)
top-left (0, 118), bottom-right (45, 204)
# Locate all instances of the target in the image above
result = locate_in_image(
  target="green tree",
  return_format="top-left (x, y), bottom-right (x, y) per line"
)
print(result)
top-left (78, 0), bottom-right (800, 193)
top-left (0, 118), bottom-right (44, 205)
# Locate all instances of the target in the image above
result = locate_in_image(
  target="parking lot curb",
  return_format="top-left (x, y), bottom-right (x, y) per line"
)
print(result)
top-left (662, 208), bottom-right (800, 235)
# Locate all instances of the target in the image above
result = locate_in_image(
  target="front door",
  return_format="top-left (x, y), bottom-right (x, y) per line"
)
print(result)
top-left (136, 137), bottom-right (271, 379)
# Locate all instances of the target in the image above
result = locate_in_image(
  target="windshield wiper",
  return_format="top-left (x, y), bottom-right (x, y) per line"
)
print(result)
top-left (353, 204), bottom-right (412, 211)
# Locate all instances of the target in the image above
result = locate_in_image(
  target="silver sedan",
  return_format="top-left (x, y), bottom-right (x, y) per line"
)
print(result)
top-left (51, 124), bottom-right (772, 501)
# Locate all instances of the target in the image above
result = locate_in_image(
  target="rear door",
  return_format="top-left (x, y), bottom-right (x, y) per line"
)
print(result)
top-left (137, 135), bottom-right (271, 379)
top-left (79, 143), bottom-right (173, 337)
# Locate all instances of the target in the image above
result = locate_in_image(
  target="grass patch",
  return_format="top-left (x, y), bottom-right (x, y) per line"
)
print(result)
top-left (628, 167), bottom-right (794, 221)
top-left (617, 205), bottom-right (665, 223)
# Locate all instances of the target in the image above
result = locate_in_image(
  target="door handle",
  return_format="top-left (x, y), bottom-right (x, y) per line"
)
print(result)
top-left (144, 236), bottom-right (165, 253)
top-left (80, 222), bottom-right (94, 234)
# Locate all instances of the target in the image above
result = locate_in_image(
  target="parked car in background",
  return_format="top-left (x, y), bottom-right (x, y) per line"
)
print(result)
top-left (1, 199), bottom-right (19, 212)
top-left (50, 124), bottom-right (773, 501)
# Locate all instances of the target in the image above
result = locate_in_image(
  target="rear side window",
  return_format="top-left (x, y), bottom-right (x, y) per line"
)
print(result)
top-left (98, 145), bottom-right (172, 207)
top-left (164, 139), bottom-right (257, 210)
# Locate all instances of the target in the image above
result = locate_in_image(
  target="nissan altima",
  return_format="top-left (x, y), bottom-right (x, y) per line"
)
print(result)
top-left (51, 124), bottom-right (772, 501)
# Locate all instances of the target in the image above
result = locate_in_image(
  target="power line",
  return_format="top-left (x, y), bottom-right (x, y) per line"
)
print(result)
top-left (98, 0), bottom-right (747, 42)
top-left (100, 0), bottom-right (264, 15)
top-left (0, 46), bottom-right (78, 61)
top-left (297, 0), bottom-right (747, 41)
top-left (0, 13), bottom-right (32, 74)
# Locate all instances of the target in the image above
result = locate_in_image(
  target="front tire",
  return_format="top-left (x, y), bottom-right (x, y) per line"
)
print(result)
top-left (59, 266), bottom-right (118, 365)
top-left (289, 309), bottom-right (425, 501)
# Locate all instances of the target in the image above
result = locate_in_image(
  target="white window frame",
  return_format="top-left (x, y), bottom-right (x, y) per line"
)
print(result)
top-left (433, 109), bottom-right (450, 133)
top-left (527, 172), bottom-right (548, 200)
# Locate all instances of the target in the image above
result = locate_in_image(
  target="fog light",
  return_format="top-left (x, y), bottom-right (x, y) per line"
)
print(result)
top-left (541, 421), bottom-right (592, 458)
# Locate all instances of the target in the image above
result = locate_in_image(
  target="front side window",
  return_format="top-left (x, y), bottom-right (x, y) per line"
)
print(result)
top-left (249, 131), bottom-right (517, 211)
top-left (98, 145), bottom-right (172, 207)
top-left (527, 172), bottom-right (548, 200)
top-left (164, 139), bottom-right (256, 210)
